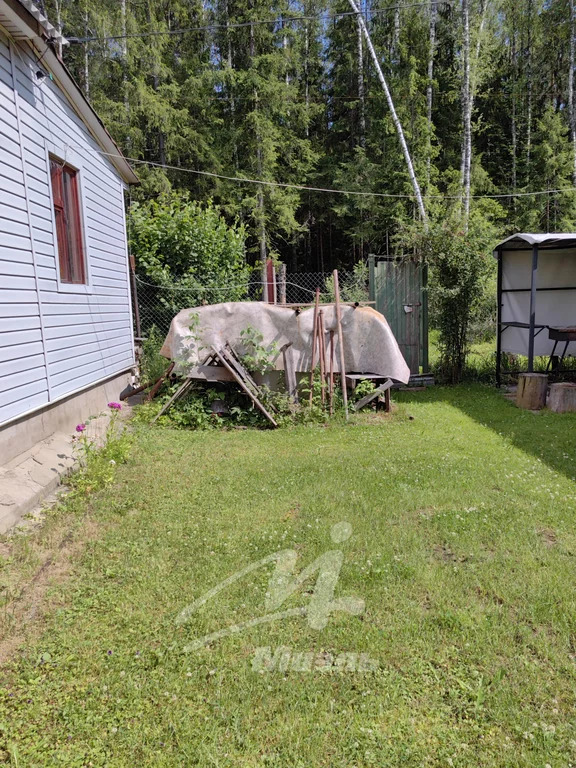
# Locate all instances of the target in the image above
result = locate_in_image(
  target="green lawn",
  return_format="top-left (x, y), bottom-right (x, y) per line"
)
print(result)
top-left (1, 386), bottom-right (576, 766)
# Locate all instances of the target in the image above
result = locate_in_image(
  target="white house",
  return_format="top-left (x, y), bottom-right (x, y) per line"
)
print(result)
top-left (0, 0), bottom-right (138, 465)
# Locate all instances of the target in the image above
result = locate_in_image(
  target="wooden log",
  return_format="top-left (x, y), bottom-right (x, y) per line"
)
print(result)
top-left (333, 270), bottom-right (349, 420)
top-left (547, 382), bottom-right (576, 413)
top-left (308, 287), bottom-right (321, 406)
top-left (281, 342), bottom-right (298, 402)
top-left (516, 373), bottom-right (548, 410)
top-left (318, 309), bottom-right (327, 404)
top-left (329, 329), bottom-right (335, 416)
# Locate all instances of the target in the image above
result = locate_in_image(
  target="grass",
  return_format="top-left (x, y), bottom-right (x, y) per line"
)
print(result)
top-left (1, 385), bottom-right (576, 766)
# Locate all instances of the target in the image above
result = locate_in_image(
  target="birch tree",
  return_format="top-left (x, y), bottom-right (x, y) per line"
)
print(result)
top-left (426, 0), bottom-right (437, 187)
top-left (347, 0), bottom-right (427, 225)
top-left (569, 0), bottom-right (576, 185)
top-left (460, 0), bottom-right (472, 221)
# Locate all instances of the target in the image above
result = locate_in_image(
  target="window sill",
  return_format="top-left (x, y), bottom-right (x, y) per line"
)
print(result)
top-left (57, 282), bottom-right (94, 295)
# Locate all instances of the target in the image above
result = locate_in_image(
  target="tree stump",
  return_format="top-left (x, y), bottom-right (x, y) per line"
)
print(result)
top-left (516, 373), bottom-right (548, 410)
top-left (547, 382), bottom-right (576, 413)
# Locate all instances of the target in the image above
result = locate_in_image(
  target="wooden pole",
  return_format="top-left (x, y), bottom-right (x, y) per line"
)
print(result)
top-left (329, 329), bottom-right (335, 416)
top-left (496, 249), bottom-right (503, 386)
top-left (318, 309), bottom-right (327, 404)
top-left (279, 263), bottom-right (287, 304)
top-left (333, 270), bottom-right (349, 419)
top-left (309, 287), bottom-right (320, 406)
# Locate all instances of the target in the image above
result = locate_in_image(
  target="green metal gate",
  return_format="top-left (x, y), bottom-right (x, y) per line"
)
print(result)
top-left (369, 255), bottom-right (429, 375)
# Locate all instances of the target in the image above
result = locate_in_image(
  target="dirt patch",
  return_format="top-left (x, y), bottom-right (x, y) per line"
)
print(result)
top-left (433, 543), bottom-right (458, 562)
top-left (0, 515), bottom-right (102, 666)
top-left (475, 585), bottom-right (504, 606)
top-left (416, 507), bottom-right (437, 520)
top-left (538, 527), bottom-right (557, 548)
top-left (283, 504), bottom-right (301, 521)
top-left (433, 543), bottom-right (469, 564)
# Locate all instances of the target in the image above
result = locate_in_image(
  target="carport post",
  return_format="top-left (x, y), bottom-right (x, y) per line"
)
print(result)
top-left (496, 249), bottom-right (502, 387)
top-left (527, 243), bottom-right (539, 372)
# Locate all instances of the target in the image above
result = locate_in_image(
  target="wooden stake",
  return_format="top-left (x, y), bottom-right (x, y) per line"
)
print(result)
top-left (309, 287), bottom-right (320, 406)
top-left (318, 309), bottom-right (326, 404)
top-left (329, 329), bottom-right (335, 416)
top-left (333, 270), bottom-right (349, 419)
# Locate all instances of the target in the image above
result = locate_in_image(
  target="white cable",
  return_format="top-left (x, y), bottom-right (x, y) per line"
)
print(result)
top-left (116, 152), bottom-right (576, 200)
top-left (69, 2), bottom-right (447, 43)
top-left (76, 144), bottom-right (576, 201)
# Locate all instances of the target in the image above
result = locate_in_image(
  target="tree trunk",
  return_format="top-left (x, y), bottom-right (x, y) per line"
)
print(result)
top-left (460, 0), bottom-right (472, 223)
top-left (304, 22), bottom-right (310, 139)
top-left (357, 16), bottom-right (366, 148)
top-left (83, 5), bottom-right (90, 98)
top-left (121, 0), bottom-right (130, 144)
top-left (516, 373), bottom-right (548, 410)
top-left (548, 383), bottom-right (576, 413)
top-left (393, 3), bottom-right (401, 61)
top-left (426, 0), bottom-right (437, 187)
top-left (526, 0), bottom-right (533, 182)
top-left (570, 0), bottom-right (576, 185)
top-left (54, 0), bottom-right (63, 58)
top-left (347, 0), bottom-right (427, 226)
top-left (511, 24), bottom-right (517, 193)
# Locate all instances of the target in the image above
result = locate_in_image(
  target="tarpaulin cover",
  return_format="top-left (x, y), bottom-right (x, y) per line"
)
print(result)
top-left (160, 302), bottom-right (411, 383)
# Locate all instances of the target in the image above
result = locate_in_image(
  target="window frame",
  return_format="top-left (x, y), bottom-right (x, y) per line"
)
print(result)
top-left (45, 144), bottom-right (92, 294)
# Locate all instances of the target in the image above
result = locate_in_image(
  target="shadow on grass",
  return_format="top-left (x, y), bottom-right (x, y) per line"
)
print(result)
top-left (395, 384), bottom-right (576, 482)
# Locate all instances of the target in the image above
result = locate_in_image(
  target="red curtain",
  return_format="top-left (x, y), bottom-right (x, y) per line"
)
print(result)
top-left (50, 158), bottom-right (86, 284)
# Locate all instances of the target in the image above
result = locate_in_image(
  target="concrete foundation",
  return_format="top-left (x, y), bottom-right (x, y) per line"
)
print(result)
top-left (0, 370), bottom-right (133, 533)
top-left (0, 369), bottom-right (132, 467)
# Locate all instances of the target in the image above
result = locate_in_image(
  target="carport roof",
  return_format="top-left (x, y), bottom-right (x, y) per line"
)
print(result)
top-left (493, 233), bottom-right (576, 256)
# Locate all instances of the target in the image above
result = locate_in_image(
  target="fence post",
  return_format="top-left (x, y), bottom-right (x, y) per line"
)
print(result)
top-left (265, 259), bottom-right (277, 303)
top-left (129, 254), bottom-right (142, 339)
top-left (278, 264), bottom-right (287, 304)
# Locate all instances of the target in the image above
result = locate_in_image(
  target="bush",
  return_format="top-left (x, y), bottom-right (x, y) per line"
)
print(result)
top-left (129, 194), bottom-right (251, 332)
top-left (406, 216), bottom-right (496, 384)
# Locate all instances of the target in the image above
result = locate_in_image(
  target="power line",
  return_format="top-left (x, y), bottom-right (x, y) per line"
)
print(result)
top-left (67, 2), bottom-right (450, 44)
top-left (86, 147), bottom-right (576, 201)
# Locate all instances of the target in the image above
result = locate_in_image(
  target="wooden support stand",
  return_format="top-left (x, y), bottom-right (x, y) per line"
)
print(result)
top-left (516, 372), bottom-right (548, 410)
top-left (547, 382), bottom-right (576, 413)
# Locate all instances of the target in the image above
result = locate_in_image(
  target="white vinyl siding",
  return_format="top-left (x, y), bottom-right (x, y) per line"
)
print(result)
top-left (0, 31), bottom-right (134, 426)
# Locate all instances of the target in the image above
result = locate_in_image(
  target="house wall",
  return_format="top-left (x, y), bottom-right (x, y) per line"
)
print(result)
top-left (0, 29), bottom-right (134, 429)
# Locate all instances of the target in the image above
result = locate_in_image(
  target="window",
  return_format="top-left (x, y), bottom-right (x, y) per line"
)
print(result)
top-left (49, 157), bottom-right (86, 284)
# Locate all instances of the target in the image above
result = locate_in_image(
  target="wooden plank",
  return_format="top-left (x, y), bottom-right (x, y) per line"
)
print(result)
top-left (353, 379), bottom-right (393, 411)
top-left (151, 378), bottom-right (195, 423)
top-left (333, 270), bottom-right (349, 419)
top-left (211, 346), bottom-right (277, 427)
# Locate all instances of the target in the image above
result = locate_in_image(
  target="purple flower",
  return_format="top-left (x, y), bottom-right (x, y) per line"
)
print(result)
top-left (108, 402), bottom-right (122, 410)
top-left (76, 424), bottom-right (86, 433)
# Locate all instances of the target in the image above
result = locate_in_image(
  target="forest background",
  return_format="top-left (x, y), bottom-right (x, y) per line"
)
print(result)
top-left (31, 0), bottom-right (576, 376)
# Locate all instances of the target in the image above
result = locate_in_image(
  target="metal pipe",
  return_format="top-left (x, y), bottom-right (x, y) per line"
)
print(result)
top-left (496, 248), bottom-right (502, 386)
top-left (528, 244), bottom-right (539, 372)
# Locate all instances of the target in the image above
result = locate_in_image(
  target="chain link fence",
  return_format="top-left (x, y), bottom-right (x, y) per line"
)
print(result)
top-left (133, 268), bottom-right (370, 337)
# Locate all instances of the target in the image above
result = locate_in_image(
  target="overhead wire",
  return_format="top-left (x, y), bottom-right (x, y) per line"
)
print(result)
top-left (81, 146), bottom-right (576, 201)
top-left (67, 1), bottom-right (451, 43)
